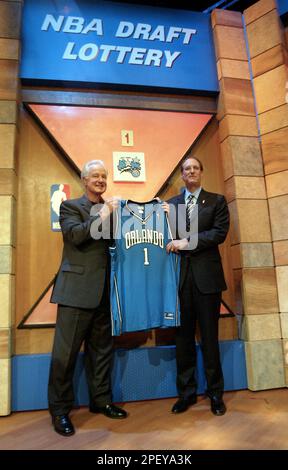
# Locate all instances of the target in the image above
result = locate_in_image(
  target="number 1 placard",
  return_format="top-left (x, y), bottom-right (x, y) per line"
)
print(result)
top-left (121, 130), bottom-right (134, 147)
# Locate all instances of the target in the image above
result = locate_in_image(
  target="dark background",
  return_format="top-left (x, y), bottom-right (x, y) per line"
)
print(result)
top-left (103, 0), bottom-right (259, 13)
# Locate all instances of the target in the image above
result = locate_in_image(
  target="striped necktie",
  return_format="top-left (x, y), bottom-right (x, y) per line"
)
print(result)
top-left (186, 194), bottom-right (196, 231)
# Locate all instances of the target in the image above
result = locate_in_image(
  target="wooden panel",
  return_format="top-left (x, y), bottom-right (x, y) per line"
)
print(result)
top-left (217, 59), bottom-right (250, 81)
top-left (22, 89), bottom-right (217, 115)
top-left (245, 339), bottom-right (285, 390)
top-left (228, 200), bottom-right (241, 245)
top-left (266, 170), bottom-right (288, 198)
top-left (243, 268), bottom-right (279, 314)
top-left (15, 329), bottom-right (54, 355)
top-left (218, 78), bottom-right (255, 120)
top-left (0, 329), bottom-right (10, 358)
top-left (0, 169), bottom-right (16, 196)
top-left (218, 317), bottom-right (238, 340)
top-left (0, 195), bottom-right (13, 245)
top-left (213, 25), bottom-right (247, 61)
top-left (0, 358), bottom-right (11, 416)
top-left (244, 0), bottom-right (277, 26)
top-left (0, 246), bottom-right (14, 274)
top-left (218, 115), bottom-right (258, 142)
top-left (0, 38), bottom-right (19, 60)
top-left (220, 235), bottom-right (235, 315)
top-left (15, 109), bottom-right (83, 328)
top-left (258, 104), bottom-right (288, 135)
top-left (269, 195), bottom-right (288, 241)
top-left (280, 314), bottom-right (288, 338)
top-left (273, 240), bottom-right (288, 265)
top-left (284, 342), bottom-right (288, 385)
top-left (276, 266), bottom-right (288, 313)
top-left (241, 242), bottom-right (274, 267)
top-left (225, 176), bottom-right (266, 202)
top-left (230, 244), bottom-right (242, 269)
top-left (0, 274), bottom-right (14, 328)
top-left (211, 9), bottom-right (243, 28)
top-left (238, 199), bottom-right (271, 243)
top-left (0, 101), bottom-right (17, 124)
top-left (246, 10), bottom-right (282, 59)
top-left (241, 314), bottom-right (281, 341)
top-left (254, 65), bottom-right (288, 114)
top-left (0, 124), bottom-right (16, 168)
top-left (220, 138), bottom-right (234, 181)
top-left (184, 118), bottom-right (226, 195)
top-left (0, 59), bottom-right (18, 100)
top-left (233, 268), bottom-right (243, 315)
top-left (217, 86), bottom-right (225, 120)
top-left (220, 136), bottom-right (263, 180)
top-left (251, 45), bottom-right (287, 78)
top-left (284, 339), bottom-right (288, 363)
top-left (0, 1), bottom-right (21, 39)
top-left (224, 177), bottom-right (235, 202)
top-left (234, 176), bottom-right (266, 199)
top-left (262, 127), bottom-right (288, 174)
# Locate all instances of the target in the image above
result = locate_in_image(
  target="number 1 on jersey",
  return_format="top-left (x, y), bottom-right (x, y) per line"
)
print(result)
top-left (143, 247), bottom-right (150, 265)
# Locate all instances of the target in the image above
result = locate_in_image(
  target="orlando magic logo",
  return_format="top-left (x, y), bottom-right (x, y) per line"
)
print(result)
top-left (117, 156), bottom-right (141, 178)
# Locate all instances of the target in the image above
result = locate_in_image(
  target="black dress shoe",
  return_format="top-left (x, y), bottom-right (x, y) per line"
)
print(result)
top-left (210, 396), bottom-right (226, 416)
top-left (89, 403), bottom-right (128, 419)
top-left (171, 395), bottom-right (197, 414)
top-left (52, 414), bottom-right (75, 436)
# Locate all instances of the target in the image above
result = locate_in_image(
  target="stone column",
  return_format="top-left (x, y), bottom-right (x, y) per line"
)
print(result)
top-left (244, 0), bottom-right (288, 387)
top-left (212, 5), bottom-right (285, 391)
top-left (0, 0), bottom-right (22, 415)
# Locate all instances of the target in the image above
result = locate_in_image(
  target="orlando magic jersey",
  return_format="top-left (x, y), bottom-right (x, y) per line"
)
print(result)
top-left (110, 199), bottom-right (180, 335)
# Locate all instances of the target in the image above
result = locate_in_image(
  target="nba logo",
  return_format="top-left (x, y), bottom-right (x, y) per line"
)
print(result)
top-left (50, 184), bottom-right (70, 231)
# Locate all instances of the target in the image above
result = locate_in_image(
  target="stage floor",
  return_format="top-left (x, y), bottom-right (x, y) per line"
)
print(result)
top-left (1, 388), bottom-right (287, 450)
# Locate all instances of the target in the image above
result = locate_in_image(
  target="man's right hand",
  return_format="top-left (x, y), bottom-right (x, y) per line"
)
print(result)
top-left (99, 197), bottom-right (120, 221)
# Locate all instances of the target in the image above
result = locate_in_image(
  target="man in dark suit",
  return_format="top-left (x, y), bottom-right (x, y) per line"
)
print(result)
top-left (49, 159), bottom-right (127, 437)
top-left (166, 156), bottom-right (229, 416)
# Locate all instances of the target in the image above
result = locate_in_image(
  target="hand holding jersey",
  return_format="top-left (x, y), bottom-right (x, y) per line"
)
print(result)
top-left (166, 238), bottom-right (189, 253)
top-left (99, 196), bottom-right (121, 221)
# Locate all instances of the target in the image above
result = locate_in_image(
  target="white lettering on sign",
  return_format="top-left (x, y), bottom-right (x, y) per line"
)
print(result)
top-left (41, 15), bottom-right (103, 35)
top-left (40, 14), bottom-right (198, 69)
top-left (63, 42), bottom-right (181, 67)
top-left (115, 21), bottom-right (196, 44)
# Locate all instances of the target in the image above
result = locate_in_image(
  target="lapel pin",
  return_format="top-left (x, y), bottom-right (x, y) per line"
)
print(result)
top-left (202, 200), bottom-right (205, 204)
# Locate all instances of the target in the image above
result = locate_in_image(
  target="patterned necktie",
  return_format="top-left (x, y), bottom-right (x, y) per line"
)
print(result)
top-left (186, 194), bottom-right (196, 231)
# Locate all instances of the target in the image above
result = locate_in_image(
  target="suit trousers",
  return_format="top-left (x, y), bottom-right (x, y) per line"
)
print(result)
top-left (48, 280), bottom-right (113, 416)
top-left (176, 257), bottom-right (224, 399)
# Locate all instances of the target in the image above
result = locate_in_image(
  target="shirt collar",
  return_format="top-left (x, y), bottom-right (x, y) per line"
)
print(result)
top-left (184, 187), bottom-right (202, 204)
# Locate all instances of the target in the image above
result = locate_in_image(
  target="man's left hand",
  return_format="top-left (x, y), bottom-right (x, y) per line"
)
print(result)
top-left (166, 238), bottom-right (189, 253)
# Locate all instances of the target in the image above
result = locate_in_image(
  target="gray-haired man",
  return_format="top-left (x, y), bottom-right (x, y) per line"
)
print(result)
top-left (49, 160), bottom-right (127, 436)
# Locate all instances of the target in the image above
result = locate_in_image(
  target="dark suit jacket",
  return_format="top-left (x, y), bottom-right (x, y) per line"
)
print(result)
top-left (51, 194), bottom-right (110, 309)
top-left (168, 189), bottom-right (230, 294)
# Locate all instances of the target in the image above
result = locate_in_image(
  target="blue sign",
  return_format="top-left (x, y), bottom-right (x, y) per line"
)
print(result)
top-left (278, 0), bottom-right (288, 16)
top-left (21, 0), bottom-right (218, 93)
